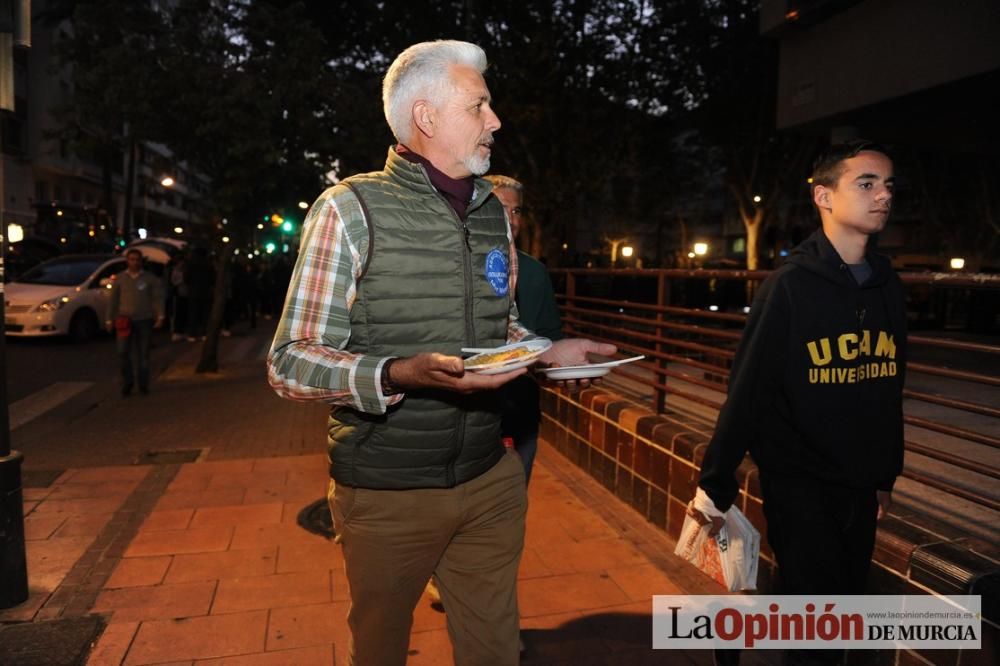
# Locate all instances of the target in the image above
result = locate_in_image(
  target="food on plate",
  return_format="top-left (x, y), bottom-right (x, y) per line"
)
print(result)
top-left (464, 346), bottom-right (538, 367)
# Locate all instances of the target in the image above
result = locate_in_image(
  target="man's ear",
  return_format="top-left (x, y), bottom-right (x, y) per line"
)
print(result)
top-left (412, 100), bottom-right (435, 138)
top-left (812, 184), bottom-right (832, 211)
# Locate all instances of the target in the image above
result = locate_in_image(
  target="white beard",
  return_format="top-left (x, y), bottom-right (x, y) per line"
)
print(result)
top-left (464, 153), bottom-right (491, 176)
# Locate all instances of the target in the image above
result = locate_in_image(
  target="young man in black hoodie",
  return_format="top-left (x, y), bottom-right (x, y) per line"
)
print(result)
top-left (697, 141), bottom-right (906, 608)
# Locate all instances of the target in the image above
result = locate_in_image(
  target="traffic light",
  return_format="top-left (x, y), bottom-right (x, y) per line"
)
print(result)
top-left (281, 220), bottom-right (293, 233)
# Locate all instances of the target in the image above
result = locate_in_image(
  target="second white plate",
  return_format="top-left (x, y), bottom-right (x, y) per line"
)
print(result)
top-left (537, 355), bottom-right (645, 381)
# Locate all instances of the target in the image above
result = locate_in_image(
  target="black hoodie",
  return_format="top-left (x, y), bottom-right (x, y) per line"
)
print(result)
top-left (699, 229), bottom-right (907, 512)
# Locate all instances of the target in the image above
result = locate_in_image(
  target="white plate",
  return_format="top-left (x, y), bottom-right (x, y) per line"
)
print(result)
top-left (537, 355), bottom-right (645, 381)
top-left (540, 365), bottom-right (613, 380)
top-left (463, 338), bottom-right (552, 375)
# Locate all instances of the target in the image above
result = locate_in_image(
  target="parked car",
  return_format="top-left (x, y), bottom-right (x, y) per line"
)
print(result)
top-left (3, 253), bottom-right (165, 341)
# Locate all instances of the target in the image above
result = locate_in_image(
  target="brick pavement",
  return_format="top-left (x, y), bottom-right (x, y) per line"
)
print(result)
top-left (2, 323), bottom-right (777, 665)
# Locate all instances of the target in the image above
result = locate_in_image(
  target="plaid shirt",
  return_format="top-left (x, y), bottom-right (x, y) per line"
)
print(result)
top-left (267, 184), bottom-right (530, 415)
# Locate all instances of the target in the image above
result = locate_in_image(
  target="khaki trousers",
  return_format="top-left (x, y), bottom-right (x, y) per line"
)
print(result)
top-left (328, 451), bottom-right (527, 666)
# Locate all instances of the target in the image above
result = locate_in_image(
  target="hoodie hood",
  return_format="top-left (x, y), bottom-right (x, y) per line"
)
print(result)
top-left (787, 229), bottom-right (892, 288)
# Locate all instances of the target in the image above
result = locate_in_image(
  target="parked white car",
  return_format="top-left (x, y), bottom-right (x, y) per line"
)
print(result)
top-left (4, 253), bottom-right (165, 341)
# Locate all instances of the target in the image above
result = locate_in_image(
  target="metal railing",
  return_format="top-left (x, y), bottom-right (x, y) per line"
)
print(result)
top-left (551, 267), bottom-right (1000, 514)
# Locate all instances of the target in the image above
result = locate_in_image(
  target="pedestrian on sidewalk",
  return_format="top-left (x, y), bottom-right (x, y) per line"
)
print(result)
top-left (695, 140), bottom-right (907, 665)
top-left (184, 247), bottom-right (213, 341)
top-left (106, 249), bottom-right (166, 396)
top-left (268, 39), bottom-right (614, 666)
top-left (233, 256), bottom-right (259, 329)
top-left (168, 252), bottom-right (190, 341)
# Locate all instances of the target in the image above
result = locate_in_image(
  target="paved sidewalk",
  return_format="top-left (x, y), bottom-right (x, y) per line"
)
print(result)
top-left (2, 324), bottom-right (770, 665)
top-left (12, 448), bottom-right (749, 665)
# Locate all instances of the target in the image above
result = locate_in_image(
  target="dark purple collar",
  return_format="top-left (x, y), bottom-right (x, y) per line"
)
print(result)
top-left (397, 144), bottom-right (475, 220)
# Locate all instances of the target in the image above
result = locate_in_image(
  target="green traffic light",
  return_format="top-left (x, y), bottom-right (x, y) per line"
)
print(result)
top-left (281, 221), bottom-right (293, 233)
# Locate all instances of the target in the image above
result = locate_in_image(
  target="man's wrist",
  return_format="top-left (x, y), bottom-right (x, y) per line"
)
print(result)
top-left (381, 357), bottom-right (403, 395)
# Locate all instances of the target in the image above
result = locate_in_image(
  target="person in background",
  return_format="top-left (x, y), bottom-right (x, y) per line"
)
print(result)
top-left (184, 247), bottom-right (214, 341)
top-left (269, 255), bottom-right (292, 318)
top-left (233, 256), bottom-right (259, 330)
top-left (106, 249), bottom-right (165, 396)
top-left (267, 39), bottom-right (614, 666)
top-left (485, 174), bottom-right (563, 483)
top-left (258, 260), bottom-right (275, 320)
top-left (168, 253), bottom-right (189, 342)
top-left (695, 140), bottom-right (906, 665)
top-left (220, 260), bottom-right (235, 338)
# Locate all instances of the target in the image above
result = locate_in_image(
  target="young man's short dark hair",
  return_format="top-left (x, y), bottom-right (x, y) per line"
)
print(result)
top-left (810, 139), bottom-right (891, 191)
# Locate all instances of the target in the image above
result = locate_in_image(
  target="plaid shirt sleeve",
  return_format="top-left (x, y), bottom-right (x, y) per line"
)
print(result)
top-left (266, 185), bottom-right (403, 414)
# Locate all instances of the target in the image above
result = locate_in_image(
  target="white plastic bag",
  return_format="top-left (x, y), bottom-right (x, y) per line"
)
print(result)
top-left (674, 489), bottom-right (760, 592)
top-left (720, 505), bottom-right (760, 591)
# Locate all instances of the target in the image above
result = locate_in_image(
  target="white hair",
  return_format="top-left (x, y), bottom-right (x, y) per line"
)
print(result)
top-left (382, 40), bottom-right (488, 144)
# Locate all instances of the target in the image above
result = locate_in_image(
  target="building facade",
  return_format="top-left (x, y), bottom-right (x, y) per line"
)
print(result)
top-left (2, 0), bottom-right (209, 260)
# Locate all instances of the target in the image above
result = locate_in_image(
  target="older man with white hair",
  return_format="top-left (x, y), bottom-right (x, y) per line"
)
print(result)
top-left (268, 40), bottom-right (614, 665)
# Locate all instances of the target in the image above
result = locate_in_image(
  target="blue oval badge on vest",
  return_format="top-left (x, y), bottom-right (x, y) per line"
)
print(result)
top-left (484, 248), bottom-right (509, 297)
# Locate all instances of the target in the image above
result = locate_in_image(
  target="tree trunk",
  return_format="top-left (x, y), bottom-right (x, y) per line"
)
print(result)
top-left (743, 209), bottom-right (765, 304)
top-left (744, 209), bottom-right (763, 271)
top-left (196, 248), bottom-right (229, 373)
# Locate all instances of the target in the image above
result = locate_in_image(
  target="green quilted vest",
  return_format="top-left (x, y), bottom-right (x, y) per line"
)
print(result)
top-left (328, 150), bottom-right (511, 489)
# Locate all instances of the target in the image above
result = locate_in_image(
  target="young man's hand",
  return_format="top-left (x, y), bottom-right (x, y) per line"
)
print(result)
top-left (389, 352), bottom-right (526, 394)
top-left (687, 503), bottom-right (726, 537)
top-left (688, 487), bottom-right (727, 537)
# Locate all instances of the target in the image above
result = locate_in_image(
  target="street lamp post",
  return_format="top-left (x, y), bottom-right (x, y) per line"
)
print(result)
top-left (0, 0), bottom-right (30, 610)
top-left (0, 227), bottom-right (28, 610)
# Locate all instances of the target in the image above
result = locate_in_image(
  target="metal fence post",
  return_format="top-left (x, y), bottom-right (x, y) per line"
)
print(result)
top-left (655, 272), bottom-right (669, 414)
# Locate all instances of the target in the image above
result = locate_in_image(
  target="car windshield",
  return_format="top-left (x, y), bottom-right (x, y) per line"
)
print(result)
top-left (17, 257), bottom-right (108, 286)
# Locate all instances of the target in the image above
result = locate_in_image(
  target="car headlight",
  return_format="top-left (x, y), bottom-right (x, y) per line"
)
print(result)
top-left (35, 295), bottom-right (71, 312)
